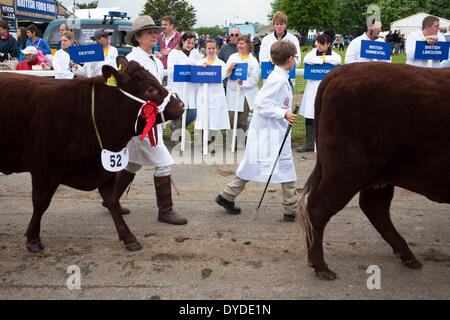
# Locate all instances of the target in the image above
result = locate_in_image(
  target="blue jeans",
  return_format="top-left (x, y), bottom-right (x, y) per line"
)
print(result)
top-left (185, 108), bottom-right (197, 127)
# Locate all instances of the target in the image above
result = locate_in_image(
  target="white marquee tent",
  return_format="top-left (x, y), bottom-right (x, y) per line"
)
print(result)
top-left (391, 12), bottom-right (450, 38)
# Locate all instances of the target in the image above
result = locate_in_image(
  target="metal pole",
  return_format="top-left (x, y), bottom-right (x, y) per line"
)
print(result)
top-left (203, 83), bottom-right (209, 156)
top-left (231, 84), bottom-right (241, 153)
top-left (181, 82), bottom-right (188, 152)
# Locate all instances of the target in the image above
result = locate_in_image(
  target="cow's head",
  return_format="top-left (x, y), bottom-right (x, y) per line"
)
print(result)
top-left (102, 56), bottom-right (185, 125)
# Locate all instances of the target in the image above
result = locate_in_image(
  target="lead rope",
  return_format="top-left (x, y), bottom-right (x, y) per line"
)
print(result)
top-left (91, 86), bottom-right (104, 150)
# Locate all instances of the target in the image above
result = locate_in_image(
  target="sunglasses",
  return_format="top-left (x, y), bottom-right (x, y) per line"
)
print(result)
top-left (230, 33), bottom-right (240, 37)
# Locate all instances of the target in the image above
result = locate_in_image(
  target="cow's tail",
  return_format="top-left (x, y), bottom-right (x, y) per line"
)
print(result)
top-left (296, 67), bottom-right (336, 247)
top-left (296, 161), bottom-right (322, 247)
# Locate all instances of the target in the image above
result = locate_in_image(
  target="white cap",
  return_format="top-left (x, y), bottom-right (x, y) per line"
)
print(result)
top-left (21, 46), bottom-right (38, 55)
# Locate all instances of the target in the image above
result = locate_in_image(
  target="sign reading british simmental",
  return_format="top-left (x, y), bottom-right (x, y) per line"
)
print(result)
top-left (360, 40), bottom-right (391, 60)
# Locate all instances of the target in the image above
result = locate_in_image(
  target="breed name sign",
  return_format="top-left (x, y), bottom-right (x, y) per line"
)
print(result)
top-left (69, 44), bottom-right (105, 63)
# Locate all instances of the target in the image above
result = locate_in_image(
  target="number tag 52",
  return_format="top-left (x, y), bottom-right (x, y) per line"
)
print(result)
top-left (101, 148), bottom-right (129, 172)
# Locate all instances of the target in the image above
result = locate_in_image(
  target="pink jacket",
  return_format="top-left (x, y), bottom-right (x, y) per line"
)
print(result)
top-left (157, 31), bottom-right (182, 69)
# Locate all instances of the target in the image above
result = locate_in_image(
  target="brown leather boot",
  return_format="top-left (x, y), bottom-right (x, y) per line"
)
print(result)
top-left (154, 175), bottom-right (187, 225)
top-left (102, 170), bottom-right (135, 215)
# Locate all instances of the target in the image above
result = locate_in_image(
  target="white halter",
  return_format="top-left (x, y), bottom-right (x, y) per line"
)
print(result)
top-left (119, 88), bottom-right (175, 133)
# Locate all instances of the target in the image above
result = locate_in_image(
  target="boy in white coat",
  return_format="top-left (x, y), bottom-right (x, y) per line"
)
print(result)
top-left (297, 29), bottom-right (341, 152)
top-left (216, 41), bottom-right (299, 222)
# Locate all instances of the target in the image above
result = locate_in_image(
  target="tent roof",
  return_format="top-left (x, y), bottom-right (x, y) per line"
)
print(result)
top-left (391, 12), bottom-right (450, 27)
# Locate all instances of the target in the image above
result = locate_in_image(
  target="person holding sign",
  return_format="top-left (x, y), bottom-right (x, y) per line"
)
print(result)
top-left (72, 28), bottom-right (119, 77)
top-left (216, 41), bottom-right (299, 222)
top-left (53, 31), bottom-right (77, 79)
top-left (406, 16), bottom-right (446, 68)
top-left (225, 35), bottom-right (260, 132)
top-left (297, 29), bottom-right (341, 153)
top-left (167, 31), bottom-right (203, 128)
top-left (259, 12), bottom-right (301, 68)
top-left (195, 39), bottom-right (229, 135)
top-left (345, 18), bottom-right (391, 64)
top-left (109, 15), bottom-right (187, 225)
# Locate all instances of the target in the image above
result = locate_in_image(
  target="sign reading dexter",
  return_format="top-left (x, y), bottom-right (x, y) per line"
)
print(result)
top-left (230, 63), bottom-right (248, 81)
top-left (16, 0), bottom-right (56, 16)
top-left (173, 65), bottom-right (191, 82)
top-left (360, 40), bottom-right (391, 60)
top-left (304, 63), bottom-right (338, 80)
top-left (69, 44), bottom-right (104, 63)
top-left (190, 66), bottom-right (222, 83)
top-left (261, 62), bottom-right (296, 80)
top-left (414, 41), bottom-right (450, 60)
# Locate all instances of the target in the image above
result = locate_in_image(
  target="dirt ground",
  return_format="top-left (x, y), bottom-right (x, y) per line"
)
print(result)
top-left (0, 147), bottom-right (448, 300)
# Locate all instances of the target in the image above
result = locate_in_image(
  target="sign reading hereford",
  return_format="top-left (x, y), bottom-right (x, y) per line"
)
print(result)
top-left (69, 44), bottom-right (104, 63)
top-left (304, 63), bottom-right (338, 80)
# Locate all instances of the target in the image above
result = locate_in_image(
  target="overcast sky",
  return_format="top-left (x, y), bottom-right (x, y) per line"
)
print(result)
top-left (59, 0), bottom-right (273, 27)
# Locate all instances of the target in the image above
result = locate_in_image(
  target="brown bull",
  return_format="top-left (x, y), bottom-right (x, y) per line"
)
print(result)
top-left (298, 62), bottom-right (450, 280)
top-left (0, 56), bottom-right (184, 252)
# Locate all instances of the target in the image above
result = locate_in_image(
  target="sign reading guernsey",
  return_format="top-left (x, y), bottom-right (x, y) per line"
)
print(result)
top-left (360, 40), bottom-right (391, 60)
top-left (230, 63), bottom-right (248, 81)
top-left (190, 66), bottom-right (222, 83)
top-left (16, 0), bottom-right (56, 16)
top-left (173, 65), bottom-right (191, 82)
top-left (304, 63), bottom-right (338, 80)
top-left (414, 41), bottom-right (450, 60)
top-left (261, 62), bottom-right (296, 80)
top-left (69, 44), bottom-right (104, 63)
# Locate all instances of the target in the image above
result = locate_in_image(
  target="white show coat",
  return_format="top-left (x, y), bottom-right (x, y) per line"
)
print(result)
top-left (300, 48), bottom-right (341, 119)
top-left (345, 33), bottom-right (392, 64)
top-left (405, 30), bottom-right (446, 68)
top-left (236, 66), bottom-right (296, 184)
top-left (75, 45), bottom-right (118, 77)
top-left (194, 57), bottom-right (230, 130)
top-left (167, 48), bottom-right (202, 109)
top-left (125, 46), bottom-right (173, 167)
top-left (225, 52), bottom-right (260, 111)
top-left (53, 49), bottom-right (75, 79)
top-left (259, 31), bottom-right (301, 66)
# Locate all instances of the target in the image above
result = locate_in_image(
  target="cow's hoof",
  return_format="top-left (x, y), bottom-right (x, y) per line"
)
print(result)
top-left (403, 259), bottom-right (423, 269)
top-left (26, 242), bottom-right (45, 253)
top-left (316, 268), bottom-right (337, 281)
top-left (125, 242), bottom-right (142, 252)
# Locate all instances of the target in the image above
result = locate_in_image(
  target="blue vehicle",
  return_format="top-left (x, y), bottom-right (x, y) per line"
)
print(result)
top-left (43, 13), bottom-right (133, 56)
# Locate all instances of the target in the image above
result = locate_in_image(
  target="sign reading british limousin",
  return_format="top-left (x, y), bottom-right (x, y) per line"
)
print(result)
top-left (414, 41), bottom-right (450, 60)
top-left (261, 62), bottom-right (296, 80)
top-left (173, 65), bottom-right (191, 82)
top-left (16, 0), bottom-right (56, 16)
top-left (360, 40), bottom-right (391, 60)
top-left (304, 63), bottom-right (338, 80)
top-left (190, 66), bottom-right (222, 83)
top-left (69, 44), bottom-right (104, 63)
top-left (230, 63), bottom-right (248, 81)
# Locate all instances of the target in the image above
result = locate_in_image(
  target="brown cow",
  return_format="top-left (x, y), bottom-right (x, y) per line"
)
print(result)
top-left (297, 62), bottom-right (450, 280)
top-left (0, 56), bottom-right (184, 253)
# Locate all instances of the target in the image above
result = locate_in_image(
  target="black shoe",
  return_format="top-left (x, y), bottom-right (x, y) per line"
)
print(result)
top-left (215, 195), bottom-right (241, 215)
top-left (283, 213), bottom-right (296, 222)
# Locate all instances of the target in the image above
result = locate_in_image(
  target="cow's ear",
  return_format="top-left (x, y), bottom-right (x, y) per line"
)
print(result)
top-left (102, 65), bottom-right (121, 88)
top-left (116, 55), bottom-right (128, 71)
